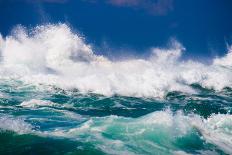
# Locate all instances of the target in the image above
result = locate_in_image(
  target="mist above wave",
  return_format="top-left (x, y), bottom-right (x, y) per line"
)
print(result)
top-left (0, 23), bottom-right (232, 98)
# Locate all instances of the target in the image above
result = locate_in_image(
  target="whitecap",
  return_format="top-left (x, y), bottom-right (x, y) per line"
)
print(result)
top-left (0, 115), bottom-right (33, 134)
top-left (0, 24), bottom-right (232, 98)
top-left (20, 99), bottom-right (58, 108)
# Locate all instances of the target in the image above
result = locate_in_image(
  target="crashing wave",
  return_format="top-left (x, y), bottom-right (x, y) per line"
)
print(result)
top-left (20, 99), bottom-right (58, 108)
top-left (0, 114), bottom-right (33, 134)
top-left (1, 109), bottom-right (231, 154)
top-left (0, 24), bottom-right (232, 98)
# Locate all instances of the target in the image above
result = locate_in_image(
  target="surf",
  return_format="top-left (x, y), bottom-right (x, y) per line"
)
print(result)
top-left (0, 24), bottom-right (232, 155)
top-left (0, 24), bottom-right (232, 98)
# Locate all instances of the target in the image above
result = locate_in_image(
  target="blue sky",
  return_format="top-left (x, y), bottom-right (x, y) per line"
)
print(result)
top-left (1, 0), bottom-right (232, 59)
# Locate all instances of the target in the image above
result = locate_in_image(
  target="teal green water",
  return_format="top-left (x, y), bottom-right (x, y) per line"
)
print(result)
top-left (0, 79), bottom-right (231, 155)
top-left (1, 23), bottom-right (232, 155)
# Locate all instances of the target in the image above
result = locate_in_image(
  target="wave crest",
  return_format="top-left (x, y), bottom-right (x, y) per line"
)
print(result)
top-left (0, 24), bottom-right (232, 98)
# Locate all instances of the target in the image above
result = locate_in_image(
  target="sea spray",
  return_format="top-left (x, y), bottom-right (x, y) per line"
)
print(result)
top-left (0, 24), bottom-right (231, 98)
top-left (0, 24), bottom-right (232, 155)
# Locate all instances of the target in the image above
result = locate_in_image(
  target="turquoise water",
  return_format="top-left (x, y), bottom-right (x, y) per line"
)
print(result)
top-left (0, 24), bottom-right (232, 155)
top-left (0, 79), bottom-right (231, 155)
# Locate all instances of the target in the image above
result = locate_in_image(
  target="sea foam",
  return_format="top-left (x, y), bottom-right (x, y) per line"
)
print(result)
top-left (0, 115), bottom-right (33, 134)
top-left (0, 24), bottom-right (232, 98)
top-left (20, 99), bottom-right (58, 108)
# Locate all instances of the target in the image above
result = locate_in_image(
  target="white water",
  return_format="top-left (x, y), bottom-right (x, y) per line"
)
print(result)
top-left (0, 24), bottom-right (232, 98)
top-left (0, 114), bottom-right (33, 134)
top-left (20, 99), bottom-right (58, 108)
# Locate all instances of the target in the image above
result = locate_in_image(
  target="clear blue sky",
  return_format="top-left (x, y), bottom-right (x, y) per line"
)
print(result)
top-left (1, 0), bottom-right (232, 59)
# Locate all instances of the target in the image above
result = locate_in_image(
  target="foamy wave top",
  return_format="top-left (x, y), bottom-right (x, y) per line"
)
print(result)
top-left (0, 24), bottom-right (232, 98)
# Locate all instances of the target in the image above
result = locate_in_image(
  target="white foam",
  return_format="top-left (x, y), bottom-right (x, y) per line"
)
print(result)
top-left (0, 92), bottom-right (5, 98)
top-left (193, 114), bottom-right (232, 155)
top-left (0, 115), bottom-right (33, 134)
top-left (214, 46), bottom-right (232, 67)
top-left (0, 24), bottom-right (232, 98)
top-left (20, 99), bottom-right (57, 108)
top-left (173, 150), bottom-right (192, 155)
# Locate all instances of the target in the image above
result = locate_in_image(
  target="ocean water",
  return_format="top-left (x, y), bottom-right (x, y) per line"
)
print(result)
top-left (0, 24), bottom-right (232, 155)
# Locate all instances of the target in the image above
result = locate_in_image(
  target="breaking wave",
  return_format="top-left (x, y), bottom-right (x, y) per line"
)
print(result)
top-left (1, 109), bottom-right (231, 154)
top-left (0, 23), bottom-right (232, 98)
top-left (0, 114), bottom-right (33, 134)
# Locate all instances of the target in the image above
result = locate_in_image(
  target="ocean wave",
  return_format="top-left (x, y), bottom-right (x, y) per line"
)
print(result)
top-left (0, 114), bottom-right (33, 134)
top-left (20, 99), bottom-right (58, 108)
top-left (0, 24), bottom-right (232, 98)
top-left (49, 110), bottom-right (232, 154)
top-left (0, 107), bottom-right (231, 154)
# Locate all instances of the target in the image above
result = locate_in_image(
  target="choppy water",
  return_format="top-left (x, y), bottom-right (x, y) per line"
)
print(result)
top-left (0, 80), bottom-right (232, 155)
top-left (0, 24), bottom-right (232, 155)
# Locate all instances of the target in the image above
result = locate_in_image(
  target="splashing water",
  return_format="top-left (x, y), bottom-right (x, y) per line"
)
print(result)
top-left (0, 24), bottom-right (232, 155)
